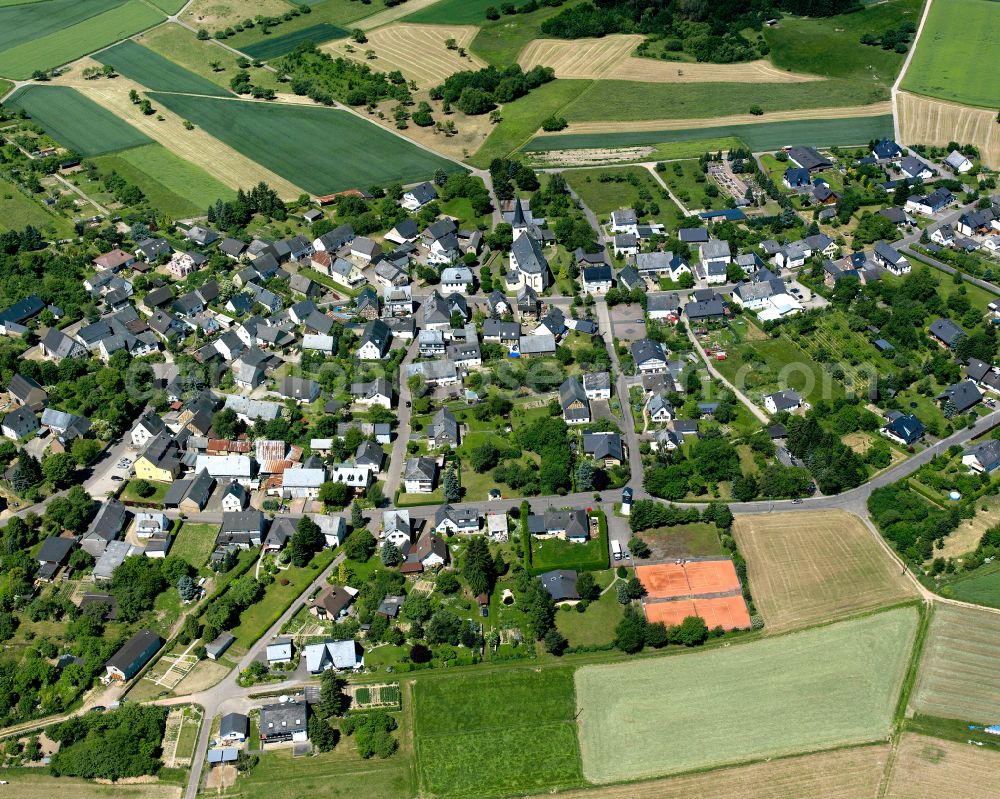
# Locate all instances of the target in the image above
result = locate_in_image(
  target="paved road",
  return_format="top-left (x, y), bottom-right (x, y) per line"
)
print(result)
top-left (381, 338), bottom-right (420, 501)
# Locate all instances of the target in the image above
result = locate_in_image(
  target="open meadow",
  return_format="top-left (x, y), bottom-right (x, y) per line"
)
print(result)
top-left (575, 608), bottom-right (918, 783)
top-left (4, 84), bottom-right (152, 156)
top-left (329, 23), bottom-right (485, 89)
top-left (733, 510), bottom-right (916, 632)
top-left (523, 745), bottom-right (889, 799)
top-left (883, 733), bottom-right (1000, 799)
top-left (562, 165), bottom-right (684, 225)
top-left (0, 771), bottom-right (180, 799)
top-left (909, 603), bottom-right (1000, 724)
top-left (0, 0), bottom-right (164, 79)
top-left (413, 667), bottom-right (583, 798)
top-left (901, 0), bottom-right (1000, 109)
top-left (148, 92), bottom-right (462, 195)
top-left (94, 40), bottom-right (232, 97)
top-left (0, 175), bottom-right (73, 236)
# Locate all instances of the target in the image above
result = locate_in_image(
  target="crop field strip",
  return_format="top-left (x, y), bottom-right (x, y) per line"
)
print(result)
top-left (522, 745), bottom-right (890, 799)
top-left (732, 510), bottom-right (916, 632)
top-left (93, 40), bottom-right (232, 97)
top-left (900, 0), bottom-right (1000, 109)
top-left (0, 0), bottom-right (166, 79)
top-left (148, 91), bottom-right (462, 195)
top-left (241, 23), bottom-right (349, 61)
top-left (412, 667), bottom-right (583, 799)
top-left (4, 84), bottom-right (153, 156)
top-left (896, 91), bottom-right (1000, 171)
top-left (524, 112), bottom-right (894, 156)
top-left (575, 608), bottom-right (918, 783)
top-left (883, 733), bottom-right (1000, 799)
top-left (47, 63), bottom-right (303, 198)
top-left (328, 23), bottom-right (485, 89)
top-left (909, 603), bottom-right (1000, 724)
top-left (518, 35), bottom-right (819, 84)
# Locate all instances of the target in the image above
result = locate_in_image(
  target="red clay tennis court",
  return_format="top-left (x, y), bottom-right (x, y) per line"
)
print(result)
top-left (644, 596), bottom-right (751, 630)
top-left (636, 560), bottom-right (741, 599)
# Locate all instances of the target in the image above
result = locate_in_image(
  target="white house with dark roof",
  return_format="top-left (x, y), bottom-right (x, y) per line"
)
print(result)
top-left (763, 390), bottom-right (802, 415)
top-left (631, 339), bottom-right (667, 374)
top-left (401, 181), bottom-right (437, 211)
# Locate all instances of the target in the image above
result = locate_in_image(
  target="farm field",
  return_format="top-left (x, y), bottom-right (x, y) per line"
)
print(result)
top-left (403, 0), bottom-right (496, 25)
top-left (94, 40), bottom-right (231, 97)
top-left (470, 78), bottom-right (589, 167)
top-left (901, 0), bottom-right (1000, 109)
top-left (0, 175), bottom-right (73, 236)
top-left (215, 736), bottom-right (412, 799)
top-left (413, 667), bottom-right (583, 798)
top-left (329, 23), bottom-right (484, 89)
top-left (520, 35), bottom-right (818, 84)
top-left (526, 113), bottom-right (895, 156)
top-left (733, 510), bottom-right (916, 632)
top-left (896, 91), bottom-right (1000, 169)
top-left (92, 143), bottom-right (235, 216)
top-left (575, 607), bottom-right (918, 783)
top-left (947, 562), bottom-right (1000, 608)
top-left (218, 0), bottom-right (375, 51)
top-left (883, 733), bottom-right (1000, 799)
top-left (241, 23), bottom-right (348, 61)
top-left (561, 79), bottom-right (889, 124)
top-left (0, 0), bottom-right (165, 79)
top-left (138, 24), bottom-right (282, 94)
top-left (4, 85), bottom-right (152, 156)
top-left (910, 603), bottom-right (1000, 724)
top-left (523, 744), bottom-right (889, 799)
top-left (0, 771), bottom-right (181, 799)
top-left (148, 92), bottom-right (462, 195)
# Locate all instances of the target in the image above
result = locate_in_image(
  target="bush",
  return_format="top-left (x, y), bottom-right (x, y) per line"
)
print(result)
top-left (132, 479), bottom-right (155, 498)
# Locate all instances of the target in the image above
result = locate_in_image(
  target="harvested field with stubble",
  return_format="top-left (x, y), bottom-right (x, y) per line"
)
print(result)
top-left (524, 745), bottom-right (889, 799)
top-left (575, 608), bottom-right (918, 783)
top-left (519, 35), bottom-right (819, 84)
top-left (897, 90), bottom-right (1000, 169)
top-left (884, 734), bottom-right (1000, 799)
top-left (909, 603), bottom-right (1000, 724)
top-left (0, 772), bottom-right (180, 799)
top-left (733, 510), bottom-right (915, 632)
top-left (328, 23), bottom-right (485, 89)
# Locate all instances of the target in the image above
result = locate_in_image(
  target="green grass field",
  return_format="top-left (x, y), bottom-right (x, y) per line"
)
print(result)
top-left (469, 1), bottom-right (584, 66)
top-left (656, 158), bottom-right (728, 210)
top-left (526, 115), bottom-right (895, 155)
top-left (555, 585), bottom-right (623, 647)
top-left (147, 92), bottom-right (462, 194)
top-left (166, 522), bottom-right (219, 571)
top-left (92, 143), bottom-right (234, 217)
top-left (404, 0), bottom-right (496, 25)
top-left (910, 603), bottom-right (1000, 724)
top-left (4, 85), bottom-right (152, 156)
top-left (216, 738), bottom-right (412, 799)
top-left (240, 23), bottom-right (348, 60)
top-left (900, 0), bottom-right (1000, 108)
top-left (413, 667), bottom-right (583, 798)
top-left (148, 0), bottom-right (185, 11)
top-left (576, 607), bottom-right (918, 782)
top-left (764, 0), bottom-right (920, 85)
top-left (94, 40), bottom-right (232, 97)
top-left (562, 165), bottom-right (683, 224)
top-left (0, 175), bottom-right (73, 236)
top-left (470, 79), bottom-right (590, 167)
top-left (225, 0), bottom-right (374, 52)
top-left (562, 80), bottom-right (889, 124)
top-left (945, 561), bottom-right (1000, 608)
top-left (139, 24), bottom-right (282, 93)
top-left (0, 0), bottom-right (165, 79)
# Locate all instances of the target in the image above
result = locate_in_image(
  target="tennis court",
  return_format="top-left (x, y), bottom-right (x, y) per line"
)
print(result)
top-left (636, 559), bottom-right (741, 599)
top-left (644, 595), bottom-right (751, 630)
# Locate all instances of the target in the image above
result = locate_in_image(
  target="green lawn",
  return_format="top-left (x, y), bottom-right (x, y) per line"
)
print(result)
top-left (764, 0), bottom-right (920, 86)
top-left (148, 92), bottom-right (463, 194)
top-left (139, 24), bottom-right (282, 93)
top-left (396, 488), bottom-right (445, 507)
top-left (531, 523), bottom-right (609, 575)
top-left (438, 195), bottom-right (488, 229)
top-left (217, 738), bottom-right (412, 799)
top-left (240, 23), bottom-right (348, 60)
top-left (120, 479), bottom-right (171, 504)
top-left (555, 585), bottom-right (623, 648)
top-left (526, 114), bottom-right (895, 155)
top-left (413, 667), bottom-right (584, 799)
top-left (0, 175), bottom-right (73, 236)
top-left (656, 159), bottom-right (727, 210)
top-left (4, 85), bottom-right (152, 156)
top-left (0, 0), bottom-right (165, 79)
top-left (470, 79), bottom-right (591, 167)
top-left (94, 40), bottom-right (232, 97)
top-left (562, 165), bottom-right (684, 224)
top-left (170, 522), bottom-right (218, 571)
top-left (576, 607), bottom-right (919, 783)
top-left (229, 549), bottom-right (335, 648)
top-left (901, 0), bottom-right (999, 108)
top-left (91, 143), bottom-right (234, 217)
